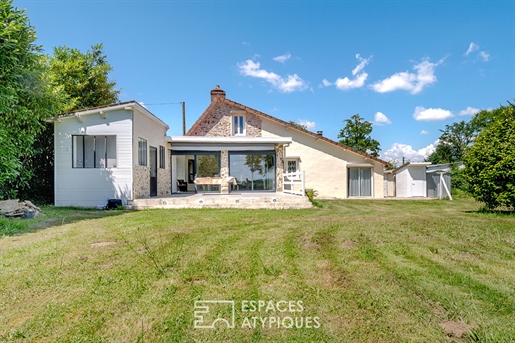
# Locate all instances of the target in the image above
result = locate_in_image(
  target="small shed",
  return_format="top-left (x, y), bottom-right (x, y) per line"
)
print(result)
top-left (426, 164), bottom-right (452, 199)
top-left (394, 162), bottom-right (431, 198)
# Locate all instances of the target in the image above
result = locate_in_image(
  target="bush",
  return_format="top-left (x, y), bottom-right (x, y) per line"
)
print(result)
top-left (305, 188), bottom-right (321, 207)
top-left (463, 106), bottom-right (515, 210)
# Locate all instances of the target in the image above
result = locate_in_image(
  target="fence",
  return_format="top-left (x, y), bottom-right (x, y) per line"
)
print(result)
top-left (282, 171), bottom-right (305, 196)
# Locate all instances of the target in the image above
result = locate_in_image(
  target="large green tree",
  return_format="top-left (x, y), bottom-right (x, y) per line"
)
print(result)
top-left (462, 105), bottom-right (515, 210)
top-left (338, 114), bottom-right (381, 157)
top-left (47, 43), bottom-right (120, 112)
top-left (0, 0), bottom-right (59, 199)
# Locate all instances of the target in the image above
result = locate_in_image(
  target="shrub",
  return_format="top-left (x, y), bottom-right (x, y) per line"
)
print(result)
top-left (463, 106), bottom-right (515, 210)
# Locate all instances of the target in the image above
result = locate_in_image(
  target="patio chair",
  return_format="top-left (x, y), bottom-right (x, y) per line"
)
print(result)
top-left (176, 179), bottom-right (187, 192)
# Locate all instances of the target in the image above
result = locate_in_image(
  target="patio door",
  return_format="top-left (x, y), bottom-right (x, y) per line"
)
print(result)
top-left (348, 167), bottom-right (372, 197)
top-left (149, 146), bottom-right (157, 197)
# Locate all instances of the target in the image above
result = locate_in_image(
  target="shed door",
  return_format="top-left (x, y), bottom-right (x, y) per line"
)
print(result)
top-left (150, 147), bottom-right (157, 197)
top-left (410, 167), bottom-right (426, 197)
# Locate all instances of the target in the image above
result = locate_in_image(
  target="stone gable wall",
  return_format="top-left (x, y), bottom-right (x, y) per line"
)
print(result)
top-left (189, 104), bottom-right (262, 137)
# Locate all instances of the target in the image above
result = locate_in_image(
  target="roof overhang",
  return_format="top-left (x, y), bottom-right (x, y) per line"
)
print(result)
top-left (45, 101), bottom-right (169, 130)
top-left (167, 136), bottom-right (292, 152)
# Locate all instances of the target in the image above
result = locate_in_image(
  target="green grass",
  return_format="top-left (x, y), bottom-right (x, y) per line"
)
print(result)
top-left (1, 198), bottom-right (515, 342)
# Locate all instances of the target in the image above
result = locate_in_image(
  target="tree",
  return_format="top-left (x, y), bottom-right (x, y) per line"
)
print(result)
top-left (47, 43), bottom-right (120, 112)
top-left (0, 1), bottom-right (59, 199)
top-left (462, 105), bottom-right (515, 210)
top-left (338, 114), bottom-right (381, 157)
top-left (427, 121), bottom-right (475, 164)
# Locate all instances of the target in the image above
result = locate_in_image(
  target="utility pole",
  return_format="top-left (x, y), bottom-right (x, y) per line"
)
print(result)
top-left (181, 101), bottom-right (186, 135)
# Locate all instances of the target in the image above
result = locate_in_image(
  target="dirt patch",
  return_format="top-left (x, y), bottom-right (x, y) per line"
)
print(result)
top-left (90, 241), bottom-right (119, 248)
top-left (440, 320), bottom-right (473, 338)
top-left (304, 241), bottom-right (321, 248)
top-left (95, 263), bottom-right (112, 269)
top-left (341, 241), bottom-right (356, 248)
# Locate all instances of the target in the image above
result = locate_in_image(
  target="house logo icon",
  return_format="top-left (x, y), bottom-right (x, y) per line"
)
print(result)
top-left (194, 300), bottom-right (235, 329)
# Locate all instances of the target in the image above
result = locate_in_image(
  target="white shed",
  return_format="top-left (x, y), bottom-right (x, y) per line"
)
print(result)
top-left (51, 102), bottom-right (171, 207)
top-left (394, 162), bottom-right (431, 198)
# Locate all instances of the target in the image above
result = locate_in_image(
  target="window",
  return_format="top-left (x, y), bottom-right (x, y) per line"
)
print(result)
top-left (348, 167), bottom-right (372, 197)
top-left (72, 135), bottom-right (116, 168)
top-left (159, 146), bottom-right (165, 169)
top-left (287, 160), bottom-right (298, 173)
top-left (229, 152), bottom-right (276, 191)
top-left (233, 115), bottom-right (245, 135)
top-left (138, 138), bottom-right (147, 166)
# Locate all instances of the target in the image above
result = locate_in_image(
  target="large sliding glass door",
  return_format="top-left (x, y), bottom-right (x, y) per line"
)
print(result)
top-left (229, 152), bottom-right (276, 191)
top-left (348, 167), bottom-right (372, 197)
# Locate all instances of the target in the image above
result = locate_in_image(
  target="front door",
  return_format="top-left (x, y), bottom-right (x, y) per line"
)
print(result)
top-left (150, 146), bottom-right (157, 197)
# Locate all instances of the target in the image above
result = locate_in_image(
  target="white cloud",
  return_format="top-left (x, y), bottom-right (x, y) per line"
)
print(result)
top-left (382, 140), bottom-right (438, 163)
top-left (479, 51), bottom-right (490, 62)
top-left (243, 41), bottom-right (251, 46)
top-left (465, 42), bottom-right (479, 56)
top-left (238, 59), bottom-right (308, 93)
top-left (335, 73), bottom-right (368, 91)
top-left (370, 58), bottom-right (443, 94)
top-left (465, 42), bottom-right (490, 62)
top-left (420, 130), bottom-right (429, 135)
top-left (321, 79), bottom-right (332, 87)
top-left (459, 106), bottom-right (480, 116)
top-left (413, 106), bottom-right (453, 121)
top-left (373, 112), bottom-right (391, 125)
top-left (298, 119), bottom-right (316, 129)
top-left (325, 54), bottom-right (371, 91)
top-left (273, 53), bottom-right (291, 63)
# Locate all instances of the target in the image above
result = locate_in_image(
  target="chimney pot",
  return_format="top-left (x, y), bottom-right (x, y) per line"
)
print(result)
top-left (317, 130), bottom-right (323, 135)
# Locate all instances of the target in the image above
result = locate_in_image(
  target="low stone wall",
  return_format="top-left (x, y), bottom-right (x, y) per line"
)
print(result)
top-left (133, 164), bottom-right (150, 199)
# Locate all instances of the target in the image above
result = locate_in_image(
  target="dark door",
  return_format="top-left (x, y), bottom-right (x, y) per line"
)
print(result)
top-left (150, 146), bottom-right (157, 197)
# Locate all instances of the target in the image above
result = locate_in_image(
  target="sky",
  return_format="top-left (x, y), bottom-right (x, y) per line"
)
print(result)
top-left (14, 0), bottom-right (515, 163)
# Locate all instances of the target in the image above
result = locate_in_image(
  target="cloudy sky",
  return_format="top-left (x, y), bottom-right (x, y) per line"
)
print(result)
top-left (15, 0), bottom-right (514, 163)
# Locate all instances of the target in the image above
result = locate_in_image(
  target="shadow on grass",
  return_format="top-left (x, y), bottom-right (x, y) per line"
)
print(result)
top-left (0, 206), bottom-right (126, 237)
top-left (464, 207), bottom-right (515, 216)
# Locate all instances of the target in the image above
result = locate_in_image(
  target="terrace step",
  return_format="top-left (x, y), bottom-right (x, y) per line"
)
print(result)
top-left (126, 193), bottom-right (312, 209)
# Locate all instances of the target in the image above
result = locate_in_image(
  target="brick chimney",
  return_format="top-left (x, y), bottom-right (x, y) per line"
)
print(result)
top-left (210, 85), bottom-right (226, 103)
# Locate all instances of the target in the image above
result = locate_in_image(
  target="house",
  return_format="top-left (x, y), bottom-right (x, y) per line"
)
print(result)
top-left (51, 86), bottom-right (389, 208)
top-left (52, 102), bottom-right (171, 207)
top-left (172, 86), bottom-right (389, 199)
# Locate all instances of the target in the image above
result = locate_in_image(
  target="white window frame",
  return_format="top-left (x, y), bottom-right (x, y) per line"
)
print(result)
top-left (284, 158), bottom-right (300, 173)
top-left (72, 135), bottom-right (117, 169)
top-left (232, 114), bottom-right (246, 136)
top-left (138, 137), bottom-right (147, 166)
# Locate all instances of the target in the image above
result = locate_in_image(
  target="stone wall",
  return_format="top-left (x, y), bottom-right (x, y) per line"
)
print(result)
top-left (246, 113), bottom-right (262, 137)
top-left (275, 144), bottom-right (284, 191)
top-left (189, 103), bottom-right (262, 137)
top-left (157, 167), bottom-right (171, 196)
top-left (133, 164), bottom-right (150, 199)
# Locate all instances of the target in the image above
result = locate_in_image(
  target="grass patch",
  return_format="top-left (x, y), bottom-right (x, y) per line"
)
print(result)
top-left (1, 198), bottom-right (515, 342)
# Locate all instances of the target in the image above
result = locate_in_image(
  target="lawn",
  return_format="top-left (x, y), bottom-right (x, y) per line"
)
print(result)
top-left (1, 198), bottom-right (514, 342)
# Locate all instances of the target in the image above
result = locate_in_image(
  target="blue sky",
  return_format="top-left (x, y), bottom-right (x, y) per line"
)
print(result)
top-left (15, 0), bottom-right (515, 163)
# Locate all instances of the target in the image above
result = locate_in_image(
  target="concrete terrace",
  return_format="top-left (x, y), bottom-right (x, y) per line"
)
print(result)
top-left (127, 192), bottom-right (312, 209)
